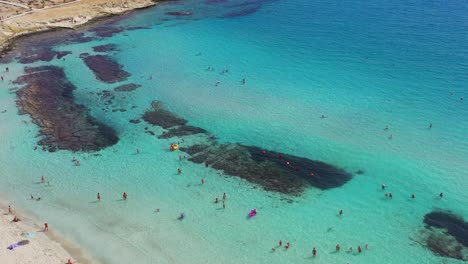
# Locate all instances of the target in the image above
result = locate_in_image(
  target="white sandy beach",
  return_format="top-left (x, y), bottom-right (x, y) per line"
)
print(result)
top-left (0, 203), bottom-right (94, 264)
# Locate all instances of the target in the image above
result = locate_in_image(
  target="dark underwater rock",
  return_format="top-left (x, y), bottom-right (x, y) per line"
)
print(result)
top-left (93, 44), bottom-right (119, 53)
top-left (143, 101), bottom-right (187, 129)
top-left (141, 100), bottom-right (353, 195)
top-left (180, 143), bottom-right (352, 195)
top-left (114, 83), bottom-right (141, 92)
top-left (81, 54), bottom-right (130, 83)
top-left (158, 125), bottom-right (207, 139)
top-left (420, 211), bottom-right (468, 260)
top-left (14, 66), bottom-right (119, 152)
top-left (166, 11), bottom-right (193, 16)
top-left (17, 48), bottom-right (72, 64)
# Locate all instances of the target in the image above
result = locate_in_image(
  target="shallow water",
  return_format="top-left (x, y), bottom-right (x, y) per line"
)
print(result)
top-left (0, 0), bottom-right (467, 263)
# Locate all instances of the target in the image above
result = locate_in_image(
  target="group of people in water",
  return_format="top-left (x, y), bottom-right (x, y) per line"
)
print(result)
top-left (205, 66), bottom-right (246, 87)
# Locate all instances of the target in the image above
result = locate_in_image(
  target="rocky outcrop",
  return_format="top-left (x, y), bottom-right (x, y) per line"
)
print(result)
top-left (93, 43), bottom-right (119, 52)
top-left (80, 54), bottom-right (130, 83)
top-left (14, 66), bottom-right (119, 152)
top-left (142, 101), bottom-right (353, 195)
top-left (417, 211), bottom-right (468, 260)
top-left (114, 83), bottom-right (141, 92)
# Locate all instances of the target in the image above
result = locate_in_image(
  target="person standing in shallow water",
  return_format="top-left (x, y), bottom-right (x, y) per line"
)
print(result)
top-left (439, 192), bottom-right (444, 198)
top-left (123, 192), bottom-right (128, 200)
top-left (97, 192), bottom-right (101, 201)
top-left (312, 247), bottom-right (317, 256)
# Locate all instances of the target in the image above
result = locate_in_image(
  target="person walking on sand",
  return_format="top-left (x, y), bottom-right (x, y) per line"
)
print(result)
top-left (8, 205), bottom-right (12, 214)
top-left (97, 192), bottom-right (101, 201)
top-left (44, 223), bottom-right (48, 231)
top-left (123, 192), bottom-right (128, 200)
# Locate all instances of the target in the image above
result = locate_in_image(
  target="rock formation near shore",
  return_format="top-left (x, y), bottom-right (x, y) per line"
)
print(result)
top-left (14, 66), bottom-right (119, 152)
top-left (142, 101), bottom-right (353, 195)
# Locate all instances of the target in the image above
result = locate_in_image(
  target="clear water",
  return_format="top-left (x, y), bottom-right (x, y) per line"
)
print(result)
top-left (0, 0), bottom-right (467, 263)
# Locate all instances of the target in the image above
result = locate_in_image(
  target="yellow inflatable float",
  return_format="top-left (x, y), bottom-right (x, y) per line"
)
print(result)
top-left (170, 143), bottom-right (179, 151)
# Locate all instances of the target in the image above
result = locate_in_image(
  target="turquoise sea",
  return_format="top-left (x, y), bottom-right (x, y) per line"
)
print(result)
top-left (1, 0), bottom-right (467, 263)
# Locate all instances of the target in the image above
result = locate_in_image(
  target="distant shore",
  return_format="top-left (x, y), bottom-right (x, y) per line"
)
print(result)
top-left (0, 200), bottom-right (96, 264)
top-left (0, 0), bottom-right (159, 56)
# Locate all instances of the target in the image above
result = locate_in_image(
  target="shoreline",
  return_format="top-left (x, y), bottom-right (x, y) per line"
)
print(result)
top-left (0, 0), bottom-right (159, 57)
top-left (0, 198), bottom-right (97, 264)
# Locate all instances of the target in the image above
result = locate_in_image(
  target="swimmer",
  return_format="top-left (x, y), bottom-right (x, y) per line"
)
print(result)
top-left (381, 183), bottom-right (386, 190)
top-left (149, 75), bottom-right (153, 80)
top-left (179, 213), bottom-right (185, 220)
top-left (75, 160), bottom-right (80, 166)
top-left (336, 244), bottom-right (341, 251)
top-left (123, 192), bottom-right (128, 200)
top-left (389, 193), bottom-right (393, 199)
top-left (439, 192), bottom-right (443, 198)
top-left (384, 125), bottom-right (389, 131)
top-left (156, 208), bottom-right (160, 212)
top-left (36, 197), bottom-right (41, 201)
top-left (312, 247), bottom-right (317, 256)
top-left (358, 246), bottom-right (362, 253)
top-left (271, 248), bottom-right (276, 251)
top-left (6, 67), bottom-right (9, 72)
top-left (136, 148), bottom-right (140, 154)
top-left (178, 168), bottom-right (182, 174)
top-left (97, 192), bottom-right (101, 201)
top-left (348, 247), bottom-right (353, 252)
top-left (72, 157), bottom-right (76, 162)
top-left (279, 240), bottom-right (282, 246)
top-left (429, 123), bottom-right (432, 129)
top-left (385, 193), bottom-right (388, 198)
top-left (1, 76), bottom-right (3, 81)
top-left (339, 209), bottom-right (343, 216)
top-left (389, 134), bottom-right (393, 139)
top-left (242, 78), bottom-right (246, 84)
top-left (223, 193), bottom-right (227, 200)
top-left (215, 81), bottom-right (221, 86)
top-left (285, 242), bottom-right (290, 249)
top-left (30, 194), bottom-right (34, 200)
top-left (320, 114), bottom-right (327, 118)
top-left (215, 198), bottom-right (219, 203)
top-left (412, 193), bottom-right (415, 199)
top-left (365, 244), bottom-right (368, 250)
top-left (201, 178), bottom-right (205, 185)
top-left (41, 176), bottom-right (46, 183)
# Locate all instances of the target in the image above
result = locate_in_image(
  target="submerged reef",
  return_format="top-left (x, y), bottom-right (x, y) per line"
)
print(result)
top-left (416, 211), bottom-right (468, 260)
top-left (93, 43), bottom-right (120, 53)
top-left (14, 66), bottom-right (119, 152)
top-left (142, 101), bottom-right (352, 195)
top-left (80, 54), bottom-right (130, 83)
top-left (114, 83), bottom-right (141, 92)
